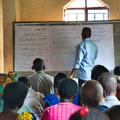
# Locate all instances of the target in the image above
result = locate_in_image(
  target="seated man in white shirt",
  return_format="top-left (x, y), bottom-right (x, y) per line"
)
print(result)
top-left (98, 72), bottom-right (120, 108)
top-left (18, 76), bottom-right (44, 120)
top-left (27, 58), bottom-right (54, 96)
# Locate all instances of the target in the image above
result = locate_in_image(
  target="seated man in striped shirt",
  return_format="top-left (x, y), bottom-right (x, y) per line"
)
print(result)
top-left (41, 78), bottom-right (80, 120)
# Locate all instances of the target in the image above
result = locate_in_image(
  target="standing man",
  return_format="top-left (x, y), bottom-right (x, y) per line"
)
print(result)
top-left (70, 27), bottom-right (98, 88)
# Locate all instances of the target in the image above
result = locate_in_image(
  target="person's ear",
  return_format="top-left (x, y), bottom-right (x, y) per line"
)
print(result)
top-left (32, 66), bottom-right (34, 70)
top-left (103, 90), bottom-right (106, 97)
top-left (43, 65), bottom-right (45, 70)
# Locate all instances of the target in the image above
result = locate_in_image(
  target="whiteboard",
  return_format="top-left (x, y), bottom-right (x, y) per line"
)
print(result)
top-left (14, 22), bottom-right (115, 71)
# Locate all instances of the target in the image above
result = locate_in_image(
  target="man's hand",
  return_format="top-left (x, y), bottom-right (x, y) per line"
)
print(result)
top-left (69, 68), bottom-right (77, 78)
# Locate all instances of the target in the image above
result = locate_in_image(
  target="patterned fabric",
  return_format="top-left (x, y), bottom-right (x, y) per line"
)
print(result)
top-left (73, 38), bottom-right (98, 80)
top-left (41, 102), bottom-right (80, 120)
top-left (0, 85), bottom-right (4, 113)
top-left (18, 88), bottom-right (44, 119)
top-left (0, 84), bottom-right (4, 96)
top-left (17, 112), bottom-right (36, 120)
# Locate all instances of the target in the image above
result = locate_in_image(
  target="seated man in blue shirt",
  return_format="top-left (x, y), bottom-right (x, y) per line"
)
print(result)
top-left (70, 27), bottom-right (98, 89)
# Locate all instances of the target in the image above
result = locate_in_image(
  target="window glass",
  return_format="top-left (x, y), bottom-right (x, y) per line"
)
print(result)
top-left (87, 0), bottom-right (107, 7)
top-left (88, 9), bottom-right (108, 21)
top-left (66, 0), bottom-right (85, 8)
top-left (64, 10), bottom-right (85, 21)
top-left (64, 0), bottom-right (109, 21)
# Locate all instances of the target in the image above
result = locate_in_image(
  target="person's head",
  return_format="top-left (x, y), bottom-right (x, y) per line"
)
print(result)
top-left (58, 78), bottom-right (78, 102)
top-left (3, 82), bottom-right (28, 109)
top-left (8, 71), bottom-right (18, 81)
top-left (81, 27), bottom-right (91, 40)
top-left (0, 73), bottom-right (7, 84)
top-left (18, 76), bottom-right (30, 87)
top-left (98, 72), bottom-right (117, 96)
top-left (54, 72), bottom-right (67, 92)
top-left (114, 66), bottom-right (120, 76)
top-left (106, 105), bottom-right (120, 120)
top-left (70, 107), bottom-right (109, 120)
top-left (80, 80), bottom-right (104, 107)
top-left (113, 66), bottom-right (120, 97)
top-left (32, 58), bottom-right (45, 72)
top-left (91, 65), bottom-right (109, 80)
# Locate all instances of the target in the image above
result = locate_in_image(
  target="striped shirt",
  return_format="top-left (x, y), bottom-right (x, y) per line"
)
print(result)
top-left (41, 102), bottom-right (80, 120)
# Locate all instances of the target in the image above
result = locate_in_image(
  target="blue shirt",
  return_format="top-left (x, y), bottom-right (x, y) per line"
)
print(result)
top-left (43, 93), bottom-right (80, 106)
top-left (73, 38), bottom-right (98, 80)
top-left (101, 95), bottom-right (120, 108)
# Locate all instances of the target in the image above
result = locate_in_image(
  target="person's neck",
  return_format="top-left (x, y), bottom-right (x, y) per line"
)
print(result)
top-left (106, 92), bottom-right (116, 96)
top-left (3, 107), bottom-right (17, 114)
top-left (60, 97), bottom-right (73, 102)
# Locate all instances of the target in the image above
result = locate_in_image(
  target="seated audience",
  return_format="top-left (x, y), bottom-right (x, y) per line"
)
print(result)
top-left (43, 72), bottom-right (67, 107)
top-left (43, 72), bottom-right (80, 108)
top-left (106, 105), bottom-right (120, 120)
top-left (7, 71), bottom-right (18, 81)
top-left (18, 76), bottom-right (44, 119)
top-left (114, 66), bottom-right (120, 76)
top-left (0, 73), bottom-right (10, 113)
top-left (91, 64), bottom-right (109, 80)
top-left (0, 74), bottom-right (7, 97)
top-left (27, 58), bottom-right (54, 96)
top-left (0, 82), bottom-right (36, 120)
top-left (98, 72), bottom-right (120, 108)
top-left (113, 66), bottom-right (120, 100)
top-left (80, 80), bottom-right (106, 112)
top-left (41, 78), bottom-right (80, 120)
top-left (70, 107), bottom-right (109, 120)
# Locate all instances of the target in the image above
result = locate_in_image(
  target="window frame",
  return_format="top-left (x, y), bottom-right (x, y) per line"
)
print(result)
top-left (64, 0), bottom-right (109, 21)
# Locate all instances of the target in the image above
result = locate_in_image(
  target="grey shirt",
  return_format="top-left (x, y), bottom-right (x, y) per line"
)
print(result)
top-left (27, 71), bottom-right (54, 95)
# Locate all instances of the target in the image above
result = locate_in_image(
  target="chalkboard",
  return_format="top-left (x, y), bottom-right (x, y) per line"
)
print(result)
top-left (13, 22), bottom-right (115, 72)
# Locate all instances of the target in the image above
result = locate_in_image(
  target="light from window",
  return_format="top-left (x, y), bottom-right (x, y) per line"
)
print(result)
top-left (64, 10), bottom-right (85, 21)
top-left (88, 10), bottom-right (108, 21)
top-left (64, 0), bottom-right (109, 21)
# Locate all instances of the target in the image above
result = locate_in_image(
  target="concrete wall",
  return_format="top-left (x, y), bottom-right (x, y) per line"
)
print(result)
top-left (20, 0), bottom-right (69, 21)
top-left (19, 0), bottom-right (120, 21)
top-left (0, 0), bottom-right (3, 72)
top-left (3, 0), bottom-right (16, 72)
top-left (102, 0), bottom-right (120, 20)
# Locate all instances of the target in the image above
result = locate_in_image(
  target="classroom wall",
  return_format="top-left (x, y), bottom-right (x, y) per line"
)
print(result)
top-left (19, 0), bottom-right (69, 21)
top-left (102, 0), bottom-right (120, 20)
top-left (19, 0), bottom-right (120, 21)
top-left (2, 0), bottom-right (17, 72)
top-left (0, 0), bottom-right (3, 72)
top-left (1, 0), bottom-right (120, 73)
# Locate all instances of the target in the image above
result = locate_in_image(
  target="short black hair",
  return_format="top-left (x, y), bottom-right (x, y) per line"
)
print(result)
top-left (3, 82), bottom-right (28, 109)
top-left (114, 66), bottom-right (120, 76)
top-left (82, 27), bottom-right (91, 38)
top-left (80, 80), bottom-right (103, 107)
top-left (106, 105), bottom-right (120, 120)
top-left (18, 76), bottom-right (29, 85)
top-left (82, 27), bottom-right (91, 33)
top-left (54, 72), bottom-right (67, 89)
top-left (59, 78), bottom-right (78, 97)
top-left (91, 65), bottom-right (109, 80)
top-left (33, 58), bottom-right (45, 71)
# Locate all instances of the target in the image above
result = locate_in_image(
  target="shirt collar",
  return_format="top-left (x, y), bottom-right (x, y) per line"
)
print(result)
top-left (105, 95), bottom-right (119, 101)
top-left (84, 38), bottom-right (91, 41)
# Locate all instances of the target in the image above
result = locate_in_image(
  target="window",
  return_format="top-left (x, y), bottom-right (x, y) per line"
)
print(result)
top-left (64, 0), bottom-right (109, 21)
